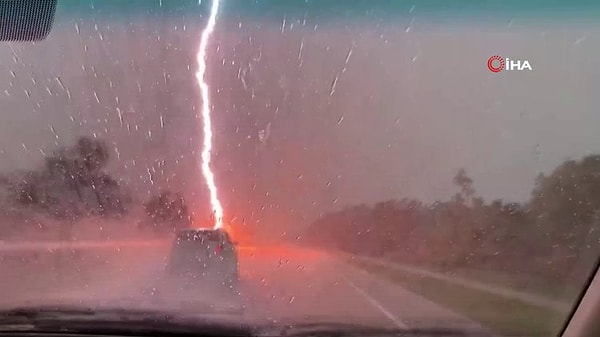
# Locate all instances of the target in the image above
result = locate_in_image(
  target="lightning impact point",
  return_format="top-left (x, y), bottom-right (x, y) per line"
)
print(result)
top-left (195, 0), bottom-right (223, 229)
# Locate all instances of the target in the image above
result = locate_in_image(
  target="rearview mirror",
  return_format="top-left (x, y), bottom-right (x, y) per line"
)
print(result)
top-left (0, 0), bottom-right (57, 41)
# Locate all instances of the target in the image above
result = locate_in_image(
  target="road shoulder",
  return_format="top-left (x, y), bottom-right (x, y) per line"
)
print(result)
top-left (336, 257), bottom-right (493, 334)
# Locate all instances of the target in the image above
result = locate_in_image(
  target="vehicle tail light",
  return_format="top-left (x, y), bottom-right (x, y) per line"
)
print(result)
top-left (215, 244), bottom-right (223, 255)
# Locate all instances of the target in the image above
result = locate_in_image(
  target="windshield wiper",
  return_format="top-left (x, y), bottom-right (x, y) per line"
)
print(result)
top-left (0, 308), bottom-right (494, 337)
top-left (265, 322), bottom-right (494, 337)
top-left (0, 305), bottom-right (169, 323)
top-left (0, 306), bottom-right (253, 336)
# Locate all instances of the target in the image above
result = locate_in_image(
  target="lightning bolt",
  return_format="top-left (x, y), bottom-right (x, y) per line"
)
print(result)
top-left (196, 0), bottom-right (223, 229)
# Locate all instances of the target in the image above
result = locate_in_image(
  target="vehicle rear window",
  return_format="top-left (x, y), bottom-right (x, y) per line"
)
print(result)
top-left (176, 230), bottom-right (222, 242)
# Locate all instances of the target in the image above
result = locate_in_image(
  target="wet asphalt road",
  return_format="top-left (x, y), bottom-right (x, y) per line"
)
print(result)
top-left (0, 242), bottom-right (487, 333)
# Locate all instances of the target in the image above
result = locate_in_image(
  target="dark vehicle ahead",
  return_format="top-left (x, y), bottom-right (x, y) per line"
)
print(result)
top-left (167, 228), bottom-right (239, 291)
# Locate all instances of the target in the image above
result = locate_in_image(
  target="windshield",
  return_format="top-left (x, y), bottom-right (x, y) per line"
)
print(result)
top-left (0, 1), bottom-right (599, 336)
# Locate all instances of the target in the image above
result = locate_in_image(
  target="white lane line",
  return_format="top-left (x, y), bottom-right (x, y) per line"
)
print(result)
top-left (342, 275), bottom-right (407, 329)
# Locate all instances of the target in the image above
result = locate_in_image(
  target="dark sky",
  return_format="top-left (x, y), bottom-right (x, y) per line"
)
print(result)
top-left (0, 1), bottom-right (599, 236)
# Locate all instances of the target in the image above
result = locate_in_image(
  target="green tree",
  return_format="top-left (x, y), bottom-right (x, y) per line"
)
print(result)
top-left (10, 136), bottom-right (129, 228)
top-left (453, 168), bottom-right (475, 206)
top-left (143, 191), bottom-right (191, 233)
top-left (529, 155), bottom-right (600, 278)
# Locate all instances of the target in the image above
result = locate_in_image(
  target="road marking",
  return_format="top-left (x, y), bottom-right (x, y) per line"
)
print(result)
top-left (342, 275), bottom-right (407, 329)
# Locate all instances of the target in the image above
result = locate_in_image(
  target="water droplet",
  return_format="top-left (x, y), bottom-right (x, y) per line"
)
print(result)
top-left (55, 77), bottom-right (65, 90)
top-left (329, 76), bottom-right (338, 96)
top-left (574, 35), bottom-right (587, 46)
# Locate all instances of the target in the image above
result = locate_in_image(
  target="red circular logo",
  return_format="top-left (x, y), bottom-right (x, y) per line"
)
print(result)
top-left (487, 55), bottom-right (504, 73)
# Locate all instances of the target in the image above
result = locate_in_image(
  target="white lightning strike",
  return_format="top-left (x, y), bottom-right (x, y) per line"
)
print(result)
top-left (195, 0), bottom-right (223, 229)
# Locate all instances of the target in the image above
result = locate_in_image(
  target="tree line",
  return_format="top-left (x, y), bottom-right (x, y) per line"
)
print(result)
top-left (305, 156), bottom-right (600, 282)
top-left (0, 136), bottom-right (192, 239)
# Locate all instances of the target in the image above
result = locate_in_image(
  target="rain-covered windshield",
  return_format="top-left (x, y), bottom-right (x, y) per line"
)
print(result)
top-left (0, 1), bottom-right (599, 336)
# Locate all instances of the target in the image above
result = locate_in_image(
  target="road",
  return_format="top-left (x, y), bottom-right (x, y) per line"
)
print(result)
top-left (352, 254), bottom-right (571, 313)
top-left (0, 242), bottom-right (488, 333)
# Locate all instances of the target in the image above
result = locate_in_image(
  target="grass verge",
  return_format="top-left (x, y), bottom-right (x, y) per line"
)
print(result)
top-left (430, 266), bottom-right (578, 304)
top-left (348, 258), bottom-right (568, 337)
